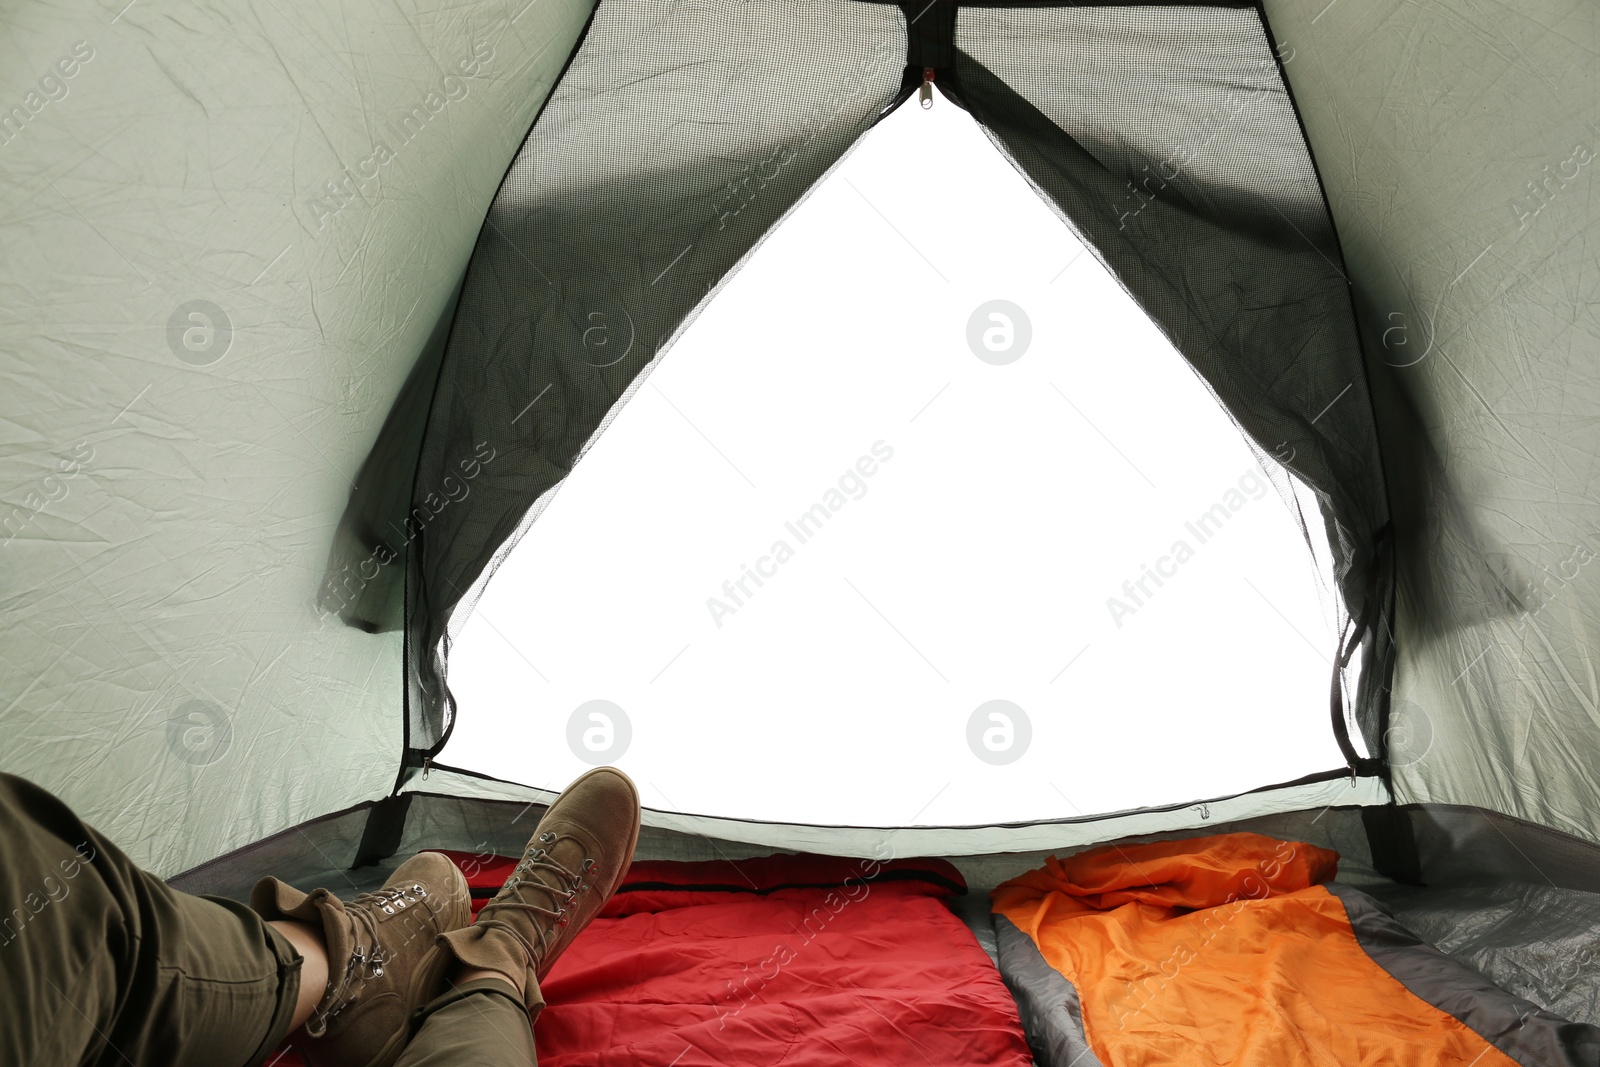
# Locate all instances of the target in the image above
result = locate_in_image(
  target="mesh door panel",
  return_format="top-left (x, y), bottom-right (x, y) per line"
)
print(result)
top-left (950, 5), bottom-right (1393, 754)
top-left (403, 0), bottom-right (906, 749)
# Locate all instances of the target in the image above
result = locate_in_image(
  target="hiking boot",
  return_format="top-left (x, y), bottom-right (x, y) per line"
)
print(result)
top-left (251, 852), bottom-right (471, 1067)
top-left (415, 766), bottom-right (641, 1014)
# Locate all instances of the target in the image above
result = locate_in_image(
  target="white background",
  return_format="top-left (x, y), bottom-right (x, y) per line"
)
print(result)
top-left (441, 95), bottom-right (1345, 826)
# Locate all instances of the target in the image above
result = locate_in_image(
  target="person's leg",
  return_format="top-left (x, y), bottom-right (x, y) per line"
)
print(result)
top-left (0, 772), bottom-right (302, 1067)
top-left (267, 919), bottom-right (331, 1031)
top-left (393, 974), bottom-right (538, 1066)
top-left (394, 767), bottom-right (643, 1067)
top-left (247, 852), bottom-right (471, 1067)
top-left (0, 764), bottom-right (639, 1067)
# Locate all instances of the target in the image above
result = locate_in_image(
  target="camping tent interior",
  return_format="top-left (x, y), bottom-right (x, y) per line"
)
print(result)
top-left (3, 0), bottom-right (1598, 1058)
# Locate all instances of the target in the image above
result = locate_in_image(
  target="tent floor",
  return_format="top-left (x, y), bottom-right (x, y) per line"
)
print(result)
top-left (169, 797), bottom-right (1600, 1036)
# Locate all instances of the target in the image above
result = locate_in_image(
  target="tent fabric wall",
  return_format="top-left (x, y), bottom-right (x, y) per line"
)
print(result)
top-left (0, 0), bottom-right (592, 876)
top-left (1259, 0), bottom-right (1600, 846)
top-left (169, 774), bottom-right (1393, 902)
top-left (398, 764), bottom-right (1389, 859)
top-left (4, 0), bottom-right (1597, 880)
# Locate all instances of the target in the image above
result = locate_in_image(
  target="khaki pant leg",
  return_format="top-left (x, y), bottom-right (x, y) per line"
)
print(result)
top-left (396, 978), bottom-right (538, 1066)
top-left (0, 772), bottom-right (302, 1067)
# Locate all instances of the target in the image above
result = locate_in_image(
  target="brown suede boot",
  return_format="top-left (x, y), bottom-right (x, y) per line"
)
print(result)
top-left (251, 852), bottom-right (471, 1067)
top-left (413, 766), bottom-right (642, 1015)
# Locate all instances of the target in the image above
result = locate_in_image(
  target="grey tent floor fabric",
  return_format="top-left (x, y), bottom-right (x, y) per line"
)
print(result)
top-left (1329, 883), bottom-right (1600, 1065)
top-left (1366, 881), bottom-right (1600, 1029)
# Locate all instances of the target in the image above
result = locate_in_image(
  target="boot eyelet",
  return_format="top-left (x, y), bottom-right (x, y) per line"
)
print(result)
top-left (539, 831), bottom-right (557, 843)
top-left (582, 858), bottom-right (597, 873)
top-left (413, 884), bottom-right (426, 895)
top-left (382, 905), bottom-right (395, 915)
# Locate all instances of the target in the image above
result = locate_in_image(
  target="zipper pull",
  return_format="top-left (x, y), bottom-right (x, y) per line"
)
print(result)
top-left (422, 757), bottom-right (432, 781)
top-left (919, 67), bottom-right (935, 109)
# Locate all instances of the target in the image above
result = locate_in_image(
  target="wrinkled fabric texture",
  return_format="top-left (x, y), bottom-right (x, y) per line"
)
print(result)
top-left (0, 773), bottom-right (301, 1067)
top-left (0, 0), bottom-right (595, 878)
top-left (990, 832), bottom-right (1599, 1066)
top-left (395, 978), bottom-right (539, 1067)
top-left (278, 978), bottom-right (541, 1067)
top-left (425, 849), bottom-right (1032, 1066)
top-left (0, 0), bottom-right (1594, 899)
top-left (1326, 882), bottom-right (1600, 1066)
top-left (1257, 0), bottom-right (1600, 844)
top-left (1368, 881), bottom-right (1600, 1029)
top-left (0, 776), bottom-right (539, 1067)
top-left (993, 914), bottom-right (1105, 1067)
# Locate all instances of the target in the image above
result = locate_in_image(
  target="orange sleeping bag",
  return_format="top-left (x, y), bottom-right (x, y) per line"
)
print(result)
top-left (990, 832), bottom-right (1576, 1067)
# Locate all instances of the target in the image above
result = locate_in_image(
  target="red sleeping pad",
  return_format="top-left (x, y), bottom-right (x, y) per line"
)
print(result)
top-left (269, 850), bottom-right (1033, 1066)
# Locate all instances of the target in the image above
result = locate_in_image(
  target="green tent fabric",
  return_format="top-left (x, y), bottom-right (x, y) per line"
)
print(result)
top-left (1263, 0), bottom-right (1600, 844)
top-left (0, 0), bottom-right (595, 873)
top-left (1, 0), bottom-right (1597, 958)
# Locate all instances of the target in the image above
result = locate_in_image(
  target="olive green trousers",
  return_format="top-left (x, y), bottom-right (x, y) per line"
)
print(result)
top-left (0, 773), bottom-right (537, 1067)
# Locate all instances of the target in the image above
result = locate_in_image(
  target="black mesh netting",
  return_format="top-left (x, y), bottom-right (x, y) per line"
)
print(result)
top-left (325, 0), bottom-right (1394, 767)
top-left (397, 0), bottom-right (906, 753)
top-left (944, 3), bottom-right (1394, 761)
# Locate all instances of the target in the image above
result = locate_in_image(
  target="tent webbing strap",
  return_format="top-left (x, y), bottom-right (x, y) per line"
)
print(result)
top-left (351, 793), bottom-right (415, 868)
top-left (1363, 804), bottom-right (1423, 886)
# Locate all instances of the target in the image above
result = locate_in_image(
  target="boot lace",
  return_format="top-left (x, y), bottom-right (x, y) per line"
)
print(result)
top-left (305, 882), bottom-right (430, 1037)
top-left (474, 832), bottom-right (598, 969)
